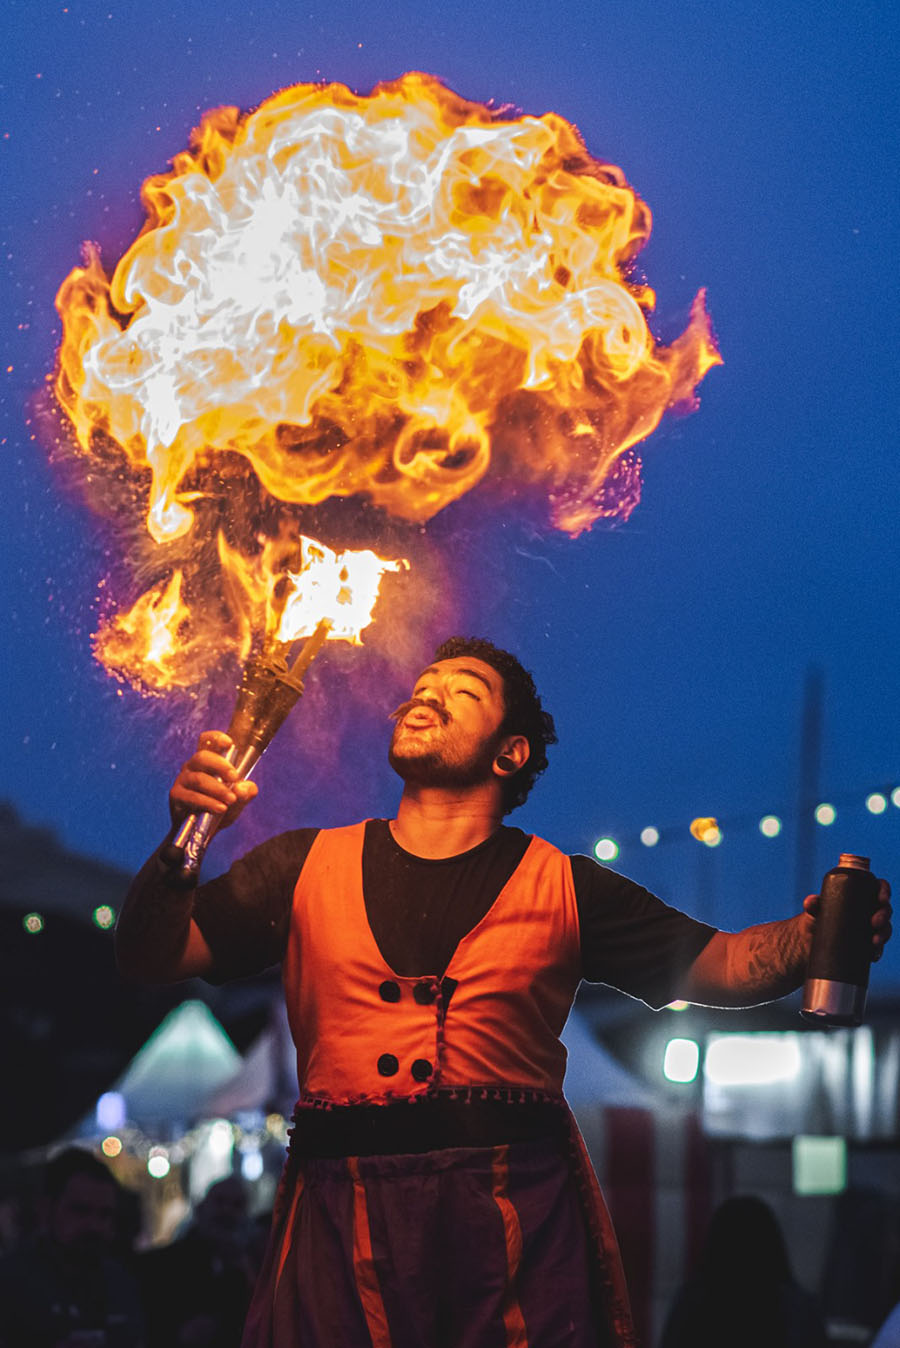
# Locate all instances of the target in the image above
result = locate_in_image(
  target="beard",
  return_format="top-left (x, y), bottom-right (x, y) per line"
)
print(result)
top-left (388, 721), bottom-right (499, 790)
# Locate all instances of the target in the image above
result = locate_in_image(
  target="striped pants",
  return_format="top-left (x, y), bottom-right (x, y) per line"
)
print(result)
top-left (241, 1138), bottom-right (613, 1347)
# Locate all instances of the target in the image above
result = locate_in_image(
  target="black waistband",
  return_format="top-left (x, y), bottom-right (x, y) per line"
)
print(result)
top-left (291, 1093), bottom-right (569, 1159)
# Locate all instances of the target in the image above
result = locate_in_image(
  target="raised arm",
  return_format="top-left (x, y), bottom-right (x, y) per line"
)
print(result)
top-left (677, 880), bottom-right (892, 1007)
top-left (115, 731), bottom-right (258, 983)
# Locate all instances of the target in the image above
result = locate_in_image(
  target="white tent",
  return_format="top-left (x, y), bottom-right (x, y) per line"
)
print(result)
top-left (112, 1000), bottom-right (242, 1129)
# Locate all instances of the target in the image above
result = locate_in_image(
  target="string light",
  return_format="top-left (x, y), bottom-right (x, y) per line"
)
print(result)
top-left (593, 837), bottom-right (619, 862)
top-left (588, 781), bottom-right (898, 855)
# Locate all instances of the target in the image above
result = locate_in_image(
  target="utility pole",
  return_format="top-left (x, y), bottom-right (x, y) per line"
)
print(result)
top-left (794, 665), bottom-right (824, 898)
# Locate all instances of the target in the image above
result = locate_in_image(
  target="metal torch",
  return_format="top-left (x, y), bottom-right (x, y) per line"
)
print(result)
top-left (159, 620), bottom-right (331, 884)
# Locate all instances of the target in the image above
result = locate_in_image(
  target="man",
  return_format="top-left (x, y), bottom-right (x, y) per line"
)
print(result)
top-left (116, 637), bottom-right (891, 1348)
top-left (139, 1174), bottom-right (255, 1348)
top-left (0, 1147), bottom-right (146, 1348)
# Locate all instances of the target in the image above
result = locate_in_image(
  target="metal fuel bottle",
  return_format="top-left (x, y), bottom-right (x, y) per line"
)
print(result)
top-left (802, 853), bottom-right (879, 1026)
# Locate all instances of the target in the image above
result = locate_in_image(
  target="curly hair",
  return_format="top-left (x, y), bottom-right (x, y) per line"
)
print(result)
top-left (432, 636), bottom-right (557, 813)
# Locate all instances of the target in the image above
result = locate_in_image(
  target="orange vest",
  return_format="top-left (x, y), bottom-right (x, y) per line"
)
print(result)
top-left (282, 821), bottom-right (583, 1103)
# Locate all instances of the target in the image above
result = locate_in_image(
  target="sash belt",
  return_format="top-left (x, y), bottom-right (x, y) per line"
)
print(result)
top-left (292, 1095), bottom-right (569, 1158)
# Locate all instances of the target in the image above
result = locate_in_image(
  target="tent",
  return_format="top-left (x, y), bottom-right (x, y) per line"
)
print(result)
top-left (110, 1000), bottom-right (242, 1130)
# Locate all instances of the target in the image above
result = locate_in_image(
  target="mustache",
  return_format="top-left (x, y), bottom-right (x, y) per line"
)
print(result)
top-left (390, 697), bottom-right (452, 726)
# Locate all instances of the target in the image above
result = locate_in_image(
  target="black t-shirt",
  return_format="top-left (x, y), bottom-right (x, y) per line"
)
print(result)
top-left (193, 820), bottom-right (715, 1009)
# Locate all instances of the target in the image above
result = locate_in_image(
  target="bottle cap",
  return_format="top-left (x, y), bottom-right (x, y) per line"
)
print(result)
top-left (838, 853), bottom-right (870, 869)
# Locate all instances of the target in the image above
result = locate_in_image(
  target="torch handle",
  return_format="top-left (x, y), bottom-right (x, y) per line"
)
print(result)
top-left (161, 741), bottom-right (264, 883)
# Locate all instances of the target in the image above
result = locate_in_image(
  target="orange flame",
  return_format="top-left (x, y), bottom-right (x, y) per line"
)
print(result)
top-left (56, 72), bottom-right (719, 690)
top-left (95, 536), bottom-right (407, 693)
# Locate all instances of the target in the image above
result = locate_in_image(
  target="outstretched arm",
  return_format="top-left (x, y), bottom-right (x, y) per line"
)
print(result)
top-left (115, 731), bottom-right (258, 983)
top-left (677, 880), bottom-right (892, 1007)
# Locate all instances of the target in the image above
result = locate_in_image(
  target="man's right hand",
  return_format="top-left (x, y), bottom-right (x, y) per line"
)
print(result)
top-left (169, 730), bottom-right (259, 829)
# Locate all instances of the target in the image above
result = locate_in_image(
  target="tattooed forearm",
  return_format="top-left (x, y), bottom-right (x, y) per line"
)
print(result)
top-left (681, 915), bottom-right (814, 1007)
top-left (724, 915), bottom-right (813, 1003)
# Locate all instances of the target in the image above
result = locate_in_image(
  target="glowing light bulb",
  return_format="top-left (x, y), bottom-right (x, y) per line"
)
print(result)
top-left (593, 837), bottom-right (619, 862)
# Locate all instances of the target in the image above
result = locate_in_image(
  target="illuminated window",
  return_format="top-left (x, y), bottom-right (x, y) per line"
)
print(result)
top-left (793, 1135), bottom-right (846, 1195)
top-left (663, 1038), bottom-right (699, 1083)
top-left (705, 1034), bottom-right (802, 1087)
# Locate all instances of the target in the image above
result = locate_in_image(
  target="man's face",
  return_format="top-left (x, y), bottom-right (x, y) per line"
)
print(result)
top-left (48, 1174), bottom-right (117, 1257)
top-left (389, 656), bottom-right (507, 789)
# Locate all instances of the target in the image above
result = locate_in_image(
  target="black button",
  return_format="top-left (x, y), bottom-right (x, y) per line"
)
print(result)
top-left (413, 980), bottom-right (437, 1005)
top-left (441, 977), bottom-right (458, 1008)
top-left (379, 980), bottom-right (401, 1003)
top-left (411, 1058), bottom-right (433, 1082)
top-left (377, 1054), bottom-right (399, 1077)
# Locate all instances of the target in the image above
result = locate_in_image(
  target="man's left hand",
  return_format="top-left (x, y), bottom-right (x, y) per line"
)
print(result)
top-left (802, 878), bottom-right (892, 961)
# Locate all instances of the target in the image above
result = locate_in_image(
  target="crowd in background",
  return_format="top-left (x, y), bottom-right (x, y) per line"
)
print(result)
top-left (0, 1149), bottom-right (260, 1347)
top-left (0, 1146), bottom-right (897, 1347)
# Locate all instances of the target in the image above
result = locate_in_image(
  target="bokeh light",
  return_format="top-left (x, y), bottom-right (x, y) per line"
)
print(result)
top-left (759, 815), bottom-right (782, 837)
top-left (22, 912), bottom-right (44, 934)
top-left (241, 1150), bottom-right (264, 1181)
top-left (147, 1147), bottom-right (170, 1179)
top-left (92, 904), bottom-right (116, 929)
top-left (640, 826), bottom-right (660, 847)
top-left (815, 803), bottom-right (836, 826)
top-left (593, 837), bottom-right (619, 862)
top-left (101, 1135), bottom-right (122, 1157)
top-left (866, 793), bottom-right (888, 815)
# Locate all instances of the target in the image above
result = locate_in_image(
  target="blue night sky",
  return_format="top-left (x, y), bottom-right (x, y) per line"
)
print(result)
top-left (2, 2), bottom-right (898, 986)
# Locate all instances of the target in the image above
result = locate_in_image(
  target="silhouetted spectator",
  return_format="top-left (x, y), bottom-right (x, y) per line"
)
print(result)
top-left (658, 1194), bottom-right (827, 1348)
top-left (139, 1174), bottom-right (254, 1348)
top-left (0, 1146), bottom-right (146, 1347)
